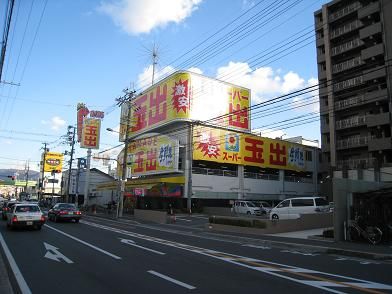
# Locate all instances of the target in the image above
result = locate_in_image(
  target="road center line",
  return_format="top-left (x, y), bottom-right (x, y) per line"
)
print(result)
top-left (44, 224), bottom-right (121, 260)
top-left (0, 233), bottom-right (32, 294)
top-left (148, 270), bottom-right (196, 290)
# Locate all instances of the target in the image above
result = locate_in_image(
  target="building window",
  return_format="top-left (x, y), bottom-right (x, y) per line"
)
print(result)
top-left (305, 151), bottom-right (313, 162)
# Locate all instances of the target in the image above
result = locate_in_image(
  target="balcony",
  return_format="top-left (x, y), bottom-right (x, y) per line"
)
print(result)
top-left (332, 56), bottom-right (362, 74)
top-left (334, 95), bottom-right (365, 111)
top-left (321, 121), bottom-right (330, 133)
top-left (336, 136), bottom-right (368, 150)
top-left (364, 88), bottom-right (387, 103)
top-left (335, 115), bottom-right (367, 130)
top-left (361, 43), bottom-right (384, 61)
top-left (333, 75), bottom-right (363, 92)
top-left (331, 20), bottom-right (362, 39)
top-left (316, 36), bottom-right (324, 47)
top-left (363, 66), bottom-right (386, 82)
top-left (337, 158), bottom-right (376, 169)
top-left (359, 22), bottom-right (382, 40)
top-left (368, 137), bottom-right (392, 151)
top-left (331, 38), bottom-right (364, 56)
top-left (367, 112), bottom-right (391, 127)
top-left (358, 2), bottom-right (380, 19)
top-left (329, 2), bottom-right (362, 22)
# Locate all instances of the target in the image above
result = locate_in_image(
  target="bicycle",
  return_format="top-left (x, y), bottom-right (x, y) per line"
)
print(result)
top-left (347, 216), bottom-right (383, 245)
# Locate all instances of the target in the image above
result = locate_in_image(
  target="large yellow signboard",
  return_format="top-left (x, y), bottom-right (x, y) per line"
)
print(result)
top-left (117, 134), bottom-right (180, 177)
top-left (119, 71), bottom-right (250, 140)
top-left (43, 152), bottom-right (63, 172)
top-left (81, 118), bottom-right (101, 149)
top-left (193, 126), bottom-right (306, 171)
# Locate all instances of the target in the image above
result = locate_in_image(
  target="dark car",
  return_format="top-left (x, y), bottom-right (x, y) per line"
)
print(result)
top-left (2, 201), bottom-right (19, 220)
top-left (48, 203), bottom-right (82, 223)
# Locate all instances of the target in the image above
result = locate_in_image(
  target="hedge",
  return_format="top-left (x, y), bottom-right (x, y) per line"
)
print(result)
top-left (209, 216), bottom-right (267, 229)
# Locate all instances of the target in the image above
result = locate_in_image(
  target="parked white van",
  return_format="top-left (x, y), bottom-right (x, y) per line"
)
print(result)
top-left (269, 197), bottom-right (330, 220)
top-left (232, 200), bottom-right (261, 215)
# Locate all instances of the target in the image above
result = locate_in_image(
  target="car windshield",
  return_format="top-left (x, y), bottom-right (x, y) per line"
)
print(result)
top-left (58, 204), bottom-right (76, 210)
top-left (247, 202), bottom-right (256, 207)
top-left (315, 198), bottom-right (329, 206)
top-left (15, 205), bottom-right (40, 213)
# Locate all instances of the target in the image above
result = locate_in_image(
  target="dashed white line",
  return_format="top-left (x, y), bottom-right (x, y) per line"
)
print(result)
top-left (45, 224), bottom-right (121, 260)
top-left (148, 270), bottom-right (196, 290)
top-left (120, 238), bottom-right (166, 255)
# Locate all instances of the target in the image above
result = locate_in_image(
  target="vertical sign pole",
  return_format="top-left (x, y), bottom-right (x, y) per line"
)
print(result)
top-left (84, 149), bottom-right (92, 208)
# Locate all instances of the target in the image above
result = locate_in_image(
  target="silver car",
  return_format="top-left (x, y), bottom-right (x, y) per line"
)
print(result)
top-left (6, 203), bottom-right (46, 230)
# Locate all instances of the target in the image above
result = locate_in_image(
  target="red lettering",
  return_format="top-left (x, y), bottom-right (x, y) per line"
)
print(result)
top-left (229, 103), bottom-right (249, 129)
top-left (244, 138), bottom-right (264, 163)
top-left (134, 151), bottom-right (144, 173)
top-left (83, 125), bottom-right (98, 147)
top-left (132, 95), bottom-right (147, 132)
top-left (146, 149), bottom-right (157, 171)
top-left (269, 143), bottom-right (287, 166)
top-left (149, 85), bottom-right (167, 125)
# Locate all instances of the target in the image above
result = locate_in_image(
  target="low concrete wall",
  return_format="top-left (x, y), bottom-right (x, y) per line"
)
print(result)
top-left (134, 209), bottom-right (168, 224)
top-left (208, 213), bottom-right (333, 235)
top-left (203, 207), bottom-right (232, 216)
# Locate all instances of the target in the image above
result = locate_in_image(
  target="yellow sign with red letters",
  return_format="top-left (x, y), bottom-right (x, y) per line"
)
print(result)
top-left (81, 118), bottom-right (101, 149)
top-left (43, 152), bottom-right (63, 172)
top-left (192, 126), bottom-right (306, 171)
top-left (119, 71), bottom-right (250, 140)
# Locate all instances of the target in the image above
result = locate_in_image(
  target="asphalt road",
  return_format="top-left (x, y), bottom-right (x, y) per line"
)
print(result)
top-left (1, 215), bottom-right (391, 294)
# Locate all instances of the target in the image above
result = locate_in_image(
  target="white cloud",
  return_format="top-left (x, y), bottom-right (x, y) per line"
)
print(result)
top-left (41, 116), bottom-right (66, 131)
top-left (215, 61), bottom-right (313, 106)
top-left (98, 0), bottom-right (203, 35)
top-left (1, 139), bottom-right (12, 145)
top-left (137, 65), bottom-right (175, 89)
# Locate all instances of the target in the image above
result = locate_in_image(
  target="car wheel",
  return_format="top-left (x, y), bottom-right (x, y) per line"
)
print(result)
top-left (272, 214), bottom-right (279, 220)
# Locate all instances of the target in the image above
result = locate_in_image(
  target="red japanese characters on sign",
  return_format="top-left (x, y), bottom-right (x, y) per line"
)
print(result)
top-left (172, 79), bottom-right (189, 113)
top-left (243, 137), bottom-right (264, 164)
top-left (81, 118), bottom-right (101, 149)
top-left (228, 89), bottom-right (249, 130)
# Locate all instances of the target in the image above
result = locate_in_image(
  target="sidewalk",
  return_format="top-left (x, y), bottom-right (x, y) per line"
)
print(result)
top-left (86, 211), bottom-right (392, 261)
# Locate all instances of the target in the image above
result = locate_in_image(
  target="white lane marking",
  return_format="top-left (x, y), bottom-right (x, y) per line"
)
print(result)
top-left (148, 270), bottom-right (196, 290)
top-left (44, 242), bottom-right (73, 263)
top-left (189, 216), bottom-right (209, 220)
top-left (44, 224), bottom-right (121, 260)
top-left (334, 257), bottom-right (380, 265)
top-left (242, 244), bottom-right (271, 249)
top-left (0, 233), bottom-right (32, 294)
top-left (281, 249), bottom-right (319, 256)
top-left (82, 220), bottom-right (392, 292)
top-left (120, 238), bottom-right (165, 255)
top-left (345, 282), bottom-right (392, 290)
top-left (175, 217), bottom-right (192, 222)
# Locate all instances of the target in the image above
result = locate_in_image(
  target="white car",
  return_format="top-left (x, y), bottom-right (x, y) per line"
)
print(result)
top-left (6, 203), bottom-right (46, 230)
top-left (270, 197), bottom-right (330, 220)
top-left (232, 200), bottom-right (261, 215)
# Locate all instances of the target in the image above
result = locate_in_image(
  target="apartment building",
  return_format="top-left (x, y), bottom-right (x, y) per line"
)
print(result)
top-left (315, 0), bottom-right (392, 181)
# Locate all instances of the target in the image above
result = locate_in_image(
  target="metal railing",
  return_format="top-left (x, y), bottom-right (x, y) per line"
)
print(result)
top-left (336, 115), bottom-right (367, 129)
top-left (333, 75), bottom-right (363, 92)
top-left (337, 158), bottom-right (376, 169)
top-left (244, 172), bottom-right (279, 181)
top-left (331, 20), bottom-right (362, 39)
top-left (334, 95), bottom-right (365, 110)
top-left (192, 167), bottom-right (238, 177)
top-left (329, 2), bottom-right (361, 22)
top-left (332, 56), bottom-right (362, 74)
top-left (336, 136), bottom-right (368, 149)
top-left (331, 38), bottom-right (364, 56)
top-left (284, 176), bottom-right (313, 183)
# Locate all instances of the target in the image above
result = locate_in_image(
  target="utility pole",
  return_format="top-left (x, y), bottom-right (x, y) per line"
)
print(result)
top-left (83, 149), bottom-right (92, 208)
top-left (24, 160), bottom-right (30, 193)
top-left (65, 126), bottom-right (76, 203)
top-left (40, 143), bottom-right (48, 201)
top-left (116, 87), bottom-right (136, 217)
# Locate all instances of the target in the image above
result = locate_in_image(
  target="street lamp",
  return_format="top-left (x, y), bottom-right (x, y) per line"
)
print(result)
top-left (106, 124), bottom-right (131, 218)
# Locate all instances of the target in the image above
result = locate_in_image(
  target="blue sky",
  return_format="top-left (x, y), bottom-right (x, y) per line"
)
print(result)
top-left (0, 0), bottom-right (328, 172)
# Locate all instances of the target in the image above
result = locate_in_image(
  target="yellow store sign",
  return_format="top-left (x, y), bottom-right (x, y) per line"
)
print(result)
top-left (43, 152), bottom-right (63, 172)
top-left (119, 71), bottom-right (250, 139)
top-left (193, 126), bottom-right (306, 171)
